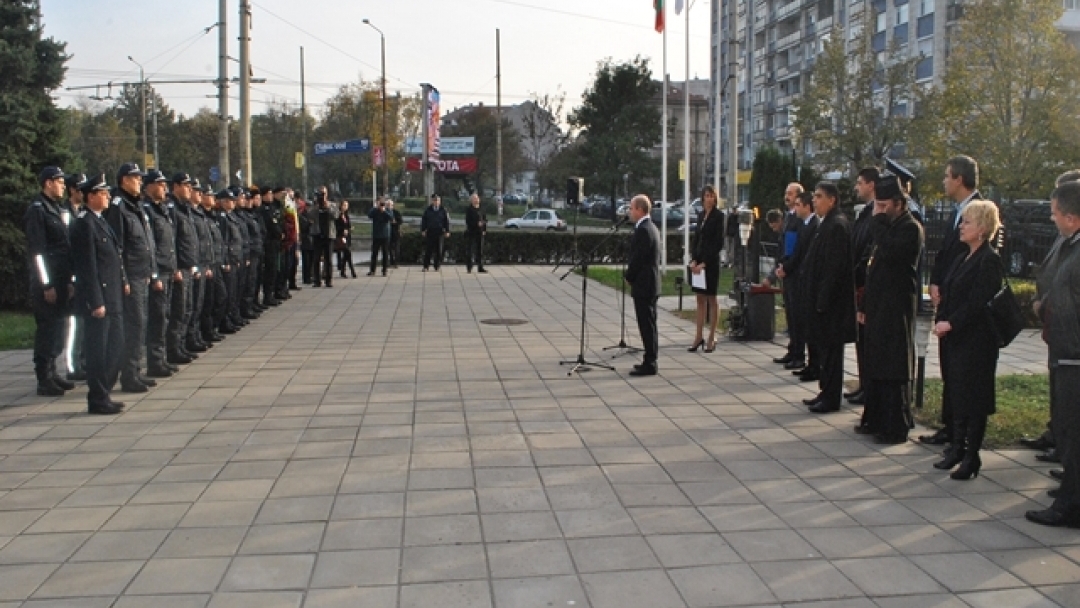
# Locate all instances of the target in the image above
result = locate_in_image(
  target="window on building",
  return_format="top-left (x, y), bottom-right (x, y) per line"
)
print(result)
top-left (896, 3), bottom-right (909, 25)
top-left (921, 0), bottom-right (934, 16)
top-left (1066, 0), bottom-right (1078, 9)
top-left (876, 11), bottom-right (887, 32)
top-left (918, 37), bottom-right (933, 58)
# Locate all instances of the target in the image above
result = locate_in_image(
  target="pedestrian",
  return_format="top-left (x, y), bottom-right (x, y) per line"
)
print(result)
top-left (312, 189), bottom-right (335, 287)
top-left (921, 155), bottom-right (983, 447)
top-left (464, 193), bottom-right (487, 273)
top-left (847, 167), bottom-right (881, 406)
top-left (1026, 179), bottom-right (1080, 528)
top-left (333, 200), bottom-right (354, 278)
top-left (24, 166), bottom-right (76, 396)
top-left (299, 198), bottom-right (314, 284)
top-left (802, 182), bottom-right (857, 413)
top-left (71, 174), bottom-right (127, 415)
top-left (773, 183), bottom-right (806, 369)
top-left (388, 199), bottom-right (403, 268)
top-left (421, 194), bottom-right (450, 271)
top-left (367, 198), bottom-right (392, 276)
top-left (623, 194), bottom-right (661, 377)
top-left (283, 192), bottom-right (300, 291)
top-left (61, 172), bottom-right (88, 383)
top-left (856, 175), bottom-right (924, 444)
top-left (687, 185), bottom-right (723, 353)
top-left (931, 200), bottom-right (1003, 480)
top-left (143, 170), bottom-right (178, 379)
top-left (106, 163), bottom-right (158, 392)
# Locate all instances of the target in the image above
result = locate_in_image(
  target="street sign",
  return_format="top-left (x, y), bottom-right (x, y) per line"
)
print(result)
top-left (313, 139), bottom-right (371, 156)
top-left (406, 136), bottom-right (474, 155)
top-left (295, 152), bottom-right (305, 169)
top-left (373, 146), bottom-right (384, 167)
top-left (210, 166), bottom-right (220, 183)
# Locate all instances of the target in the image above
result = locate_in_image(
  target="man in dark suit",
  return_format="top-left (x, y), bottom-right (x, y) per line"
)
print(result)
top-left (847, 167), bottom-right (881, 406)
top-left (778, 192), bottom-right (818, 379)
top-left (921, 155), bottom-right (981, 445)
top-left (464, 193), bottom-right (487, 273)
top-left (71, 175), bottom-right (127, 415)
top-left (803, 182), bottom-right (857, 412)
top-left (421, 195), bottom-right (451, 271)
top-left (773, 182), bottom-right (806, 368)
top-left (857, 175), bottom-right (925, 443)
top-left (624, 195), bottom-right (662, 377)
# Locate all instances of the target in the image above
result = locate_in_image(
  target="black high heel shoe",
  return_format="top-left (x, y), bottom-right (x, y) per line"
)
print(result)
top-left (950, 454), bottom-right (982, 480)
top-left (933, 448), bottom-right (966, 470)
top-left (688, 339), bottom-right (704, 352)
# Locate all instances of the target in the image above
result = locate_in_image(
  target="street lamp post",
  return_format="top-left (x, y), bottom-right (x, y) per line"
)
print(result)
top-left (363, 18), bottom-right (388, 197)
top-left (128, 56), bottom-right (147, 168)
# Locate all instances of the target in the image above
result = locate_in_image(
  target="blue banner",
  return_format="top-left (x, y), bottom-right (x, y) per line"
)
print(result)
top-left (313, 139), bottom-right (371, 157)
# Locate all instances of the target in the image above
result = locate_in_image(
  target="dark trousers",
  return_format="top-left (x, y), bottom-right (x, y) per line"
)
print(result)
top-left (301, 248), bottom-right (313, 283)
top-left (232, 260), bottom-right (248, 323)
top-left (167, 271), bottom-right (190, 356)
top-left (938, 339), bottom-right (954, 437)
top-left (854, 323), bottom-right (867, 390)
top-left (817, 341), bottom-right (844, 407)
top-left (33, 311), bottom-right (65, 383)
top-left (204, 269), bottom-right (224, 338)
top-left (862, 379), bottom-right (912, 440)
top-left (84, 313), bottom-right (123, 409)
top-left (218, 267), bottom-right (238, 329)
top-left (1053, 365), bottom-right (1080, 513)
top-left (369, 239), bottom-right (388, 274)
top-left (262, 248), bottom-right (279, 301)
top-left (146, 280), bottom-right (172, 369)
top-left (389, 235), bottom-right (400, 266)
top-left (287, 245), bottom-right (300, 288)
top-left (244, 252), bottom-right (261, 312)
top-left (782, 282), bottom-right (803, 362)
top-left (121, 279), bottom-right (149, 383)
top-left (633, 295), bottom-right (659, 367)
top-left (466, 234), bottom-right (484, 271)
top-left (313, 237), bottom-right (332, 285)
top-left (339, 247), bottom-right (356, 276)
top-left (187, 276), bottom-right (205, 345)
top-left (423, 235), bottom-right (444, 269)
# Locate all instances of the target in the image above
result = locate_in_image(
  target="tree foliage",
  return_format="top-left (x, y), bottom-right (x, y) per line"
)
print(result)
top-left (570, 57), bottom-right (662, 215)
top-left (748, 146), bottom-right (795, 213)
top-left (793, 22), bottom-right (923, 176)
top-left (519, 91), bottom-right (568, 174)
top-left (914, 0), bottom-right (1080, 199)
top-left (0, 0), bottom-right (70, 308)
top-left (441, 105), bottom-right (525, 198)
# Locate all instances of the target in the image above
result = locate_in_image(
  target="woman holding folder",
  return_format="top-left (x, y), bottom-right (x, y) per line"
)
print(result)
top-left (688, 185), bottom-right (725, 352)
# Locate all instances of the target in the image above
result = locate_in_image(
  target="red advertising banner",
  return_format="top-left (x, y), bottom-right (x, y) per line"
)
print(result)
top-left (406, 157), bottom-right (477, 174)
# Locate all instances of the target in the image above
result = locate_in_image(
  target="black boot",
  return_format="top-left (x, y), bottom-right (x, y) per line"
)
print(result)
top-left (934, 415), bottom-right (967, 470)
top-left (952, 416), bottom-right (986, 480)
top-left (49, 361), bottom-right (75, 391)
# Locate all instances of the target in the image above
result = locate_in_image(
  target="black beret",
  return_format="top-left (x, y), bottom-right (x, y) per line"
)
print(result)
top-left (875, 174), bottom-right (902, 200)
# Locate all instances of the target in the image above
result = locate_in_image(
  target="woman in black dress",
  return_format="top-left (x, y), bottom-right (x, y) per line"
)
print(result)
top-left (689, 185), bottom-right (725, 352)
top-left (932, 200), bottom-right (1003, 480)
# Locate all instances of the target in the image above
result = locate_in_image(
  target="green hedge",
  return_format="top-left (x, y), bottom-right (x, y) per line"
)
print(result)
top-left (393, 231), bottom-right (684, 266)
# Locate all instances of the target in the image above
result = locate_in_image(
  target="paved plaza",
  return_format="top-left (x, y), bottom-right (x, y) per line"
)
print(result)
top-left (0, 266), bottom-right (1075, 608)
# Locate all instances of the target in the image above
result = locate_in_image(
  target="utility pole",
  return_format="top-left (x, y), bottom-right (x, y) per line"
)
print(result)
top-left (151, 92), bottom-right (159, 168)
top-left (128, 56), bottom-right (147, 168)
top-left (495, 29), bottom-right (503, 201)
top-left (300, 46), bottom-right (309, 197)
top-left (239, 0), bottom-right (252, 187)
top-left (218, 0), bottom-right (229, 190)
top-left (363, 19), bottom-right (388, 197)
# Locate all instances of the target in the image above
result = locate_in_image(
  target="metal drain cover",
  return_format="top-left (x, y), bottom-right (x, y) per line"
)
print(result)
top-left (480, 318), bottom-right (529, 326)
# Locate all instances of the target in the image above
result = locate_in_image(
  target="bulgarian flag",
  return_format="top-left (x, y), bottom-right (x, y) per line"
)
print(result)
top-left (654, 0), bottom-right (664, 33)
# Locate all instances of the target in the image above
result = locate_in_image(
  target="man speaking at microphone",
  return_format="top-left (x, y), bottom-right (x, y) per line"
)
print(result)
top-left (624, 195), bottom-right (661, 377)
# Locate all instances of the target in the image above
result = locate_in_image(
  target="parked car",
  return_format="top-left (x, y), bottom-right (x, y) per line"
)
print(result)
top-left (590, 200), bottom-right (613, 218)
top-left (505, 209), bottom-right (567, 231)
top-left (651, 206), bottom-right (686, 230)
top-left (999, 199), bottom-right (1056, 277)
top-left (502, 193), bottom-right (528, 205)
top-left (616, 203), bottom-right (630, 220)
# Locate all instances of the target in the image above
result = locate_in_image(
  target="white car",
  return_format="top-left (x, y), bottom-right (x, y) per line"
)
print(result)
top-left (505, 209), bottom-right (567, 231)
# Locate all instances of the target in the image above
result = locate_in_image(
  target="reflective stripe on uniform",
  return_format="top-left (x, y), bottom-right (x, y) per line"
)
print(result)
top-left (35, 254), bottom-right (50, 285)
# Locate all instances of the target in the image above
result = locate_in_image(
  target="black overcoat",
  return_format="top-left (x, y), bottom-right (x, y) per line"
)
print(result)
top-left (862, 211), bottom-right (924, 381)
top-left (804, 207), bottom-right (857, 345)
top-left (936, 241), bottom-right (1002, 416)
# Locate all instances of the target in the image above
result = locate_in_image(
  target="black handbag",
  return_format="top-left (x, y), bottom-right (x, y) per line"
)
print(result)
top-left (987, 277), bottom-right (1024, 348)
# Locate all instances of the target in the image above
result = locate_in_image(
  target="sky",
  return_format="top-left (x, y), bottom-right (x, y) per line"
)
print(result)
top-left (41, 0), bottom-right (715, 125)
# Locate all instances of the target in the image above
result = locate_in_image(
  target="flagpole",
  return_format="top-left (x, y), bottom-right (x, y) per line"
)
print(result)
top-left (661, 4), bottom-right (668, 273)
top-left (682, 0), bottom-right (691, 271)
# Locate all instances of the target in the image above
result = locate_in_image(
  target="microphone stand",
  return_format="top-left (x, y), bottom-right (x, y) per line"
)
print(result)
top-left (558, 221), bottom-right (626, 376)
top-left (603, 223), bottom-right (642, 358)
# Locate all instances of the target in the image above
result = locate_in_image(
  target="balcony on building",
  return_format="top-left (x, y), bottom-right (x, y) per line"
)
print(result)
top-left (777, 30), bottom-right (802, 51)
top-left (775, 0), bottom-right (801, 23)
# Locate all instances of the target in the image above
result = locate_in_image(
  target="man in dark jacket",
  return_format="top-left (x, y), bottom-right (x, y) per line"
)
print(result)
top-left (857, 175), bottom-right (925, 443)
top-left (388, 200), bottom-right (403, 268)
top-left (189, 182), bottom-right (217, 348)
top-left (107, 163), bottom-right (157, 392)
top-left (1026, 180), bottom-right (1080, 528)
top-left (168, 173), bottom-right (201, 363)
top-left (368, 197), bottom-right (393, 276)
top-left (777, 191), bottom-right (818, 376)
top-left (71, 175), bottom-right (127, 415)
top-left (803, 182), bottom-right (857, 413)
top-left (144, 171), bottom-right (178, 378)
top-left (773, 183), bottom-right (805, 368)
top-left (464, 193), bottom-right (487, 273)
top-left (62, 173), bottom-right (89, 384)
top-left (312, 190), bottom-right (335, 287)
top-left (24, 166), bottom-right (76, 396)
top-left (421, 195), bottom-right (450, 271)
top-left (847, 167), bottom-right (881, 406)
top-left (624, 195), bottom-right (662, 377)
top-left (197, 184), bottom-right (225, 344)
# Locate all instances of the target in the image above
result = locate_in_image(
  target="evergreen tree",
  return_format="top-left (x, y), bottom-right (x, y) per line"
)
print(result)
top-left (748, 146), bottom-right (795, 213)
top-left (0, 0), bottom-right (70, 308)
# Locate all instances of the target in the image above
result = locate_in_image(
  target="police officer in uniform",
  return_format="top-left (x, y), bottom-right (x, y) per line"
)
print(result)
top-left (262, 187), bottom-right (286, 305)
top-left (168, 173), bottom-right (200, 362)
top-left (71, 175), bottom-right (127, 415)
top-left (199, 184), bottom-right (226, 343)
top-left (216, 189), bottom-right (245, 333)
top-left (144, 170), bottom-right (178, 378)
top-left (62, 172), bottom-right (88, 383)
top-left (24, 166), bottom-right (76, 395)
top-left (189, 180), bottom-right (215, 351)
